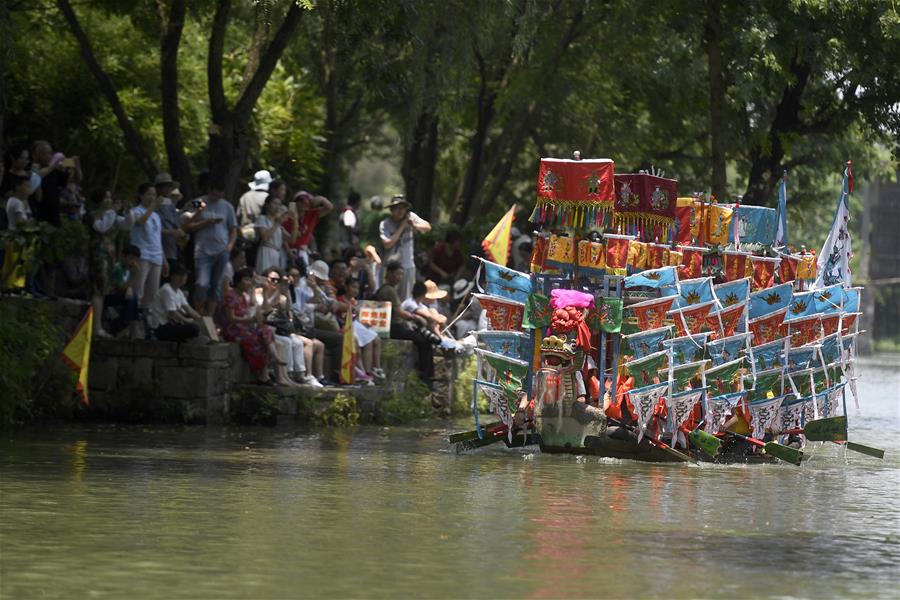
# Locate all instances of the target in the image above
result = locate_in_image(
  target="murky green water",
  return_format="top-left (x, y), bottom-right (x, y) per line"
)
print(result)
top-left (2, 357), bottom-right (899, 599)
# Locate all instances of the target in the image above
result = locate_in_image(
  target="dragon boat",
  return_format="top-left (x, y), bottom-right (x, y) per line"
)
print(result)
top-left (451, 156), bottom-right (883, 465)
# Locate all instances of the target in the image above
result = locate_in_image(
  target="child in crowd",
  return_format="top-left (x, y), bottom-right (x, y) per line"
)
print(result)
top-left (150, 263), bottom-right (204, 343)
top-left (335, 277), bottom-right (385, 383)
top-left (103, 245), bottom-right (142, 338)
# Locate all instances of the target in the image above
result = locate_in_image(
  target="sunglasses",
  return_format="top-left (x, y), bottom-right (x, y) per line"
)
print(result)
top-left (267, 276), bottom-right (281, 283)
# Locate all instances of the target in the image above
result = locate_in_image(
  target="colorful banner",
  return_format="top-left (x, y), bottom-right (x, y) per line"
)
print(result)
top-left (814, 164), bottom-right (853, 288)
top-left (533, 158), bottom-right (615, 227)
top-left (778, 252), bottom-right (800, 284)
top-left (669, 359), bottom-right (708, 393)
top-left (678, 246), bottom-right (706, 279)
top-left (714, 278), bottom-right (751, 308)
top-left (748, 395), bottom-right (784, 439)
top-left (796, 253), bottom-right (817, 280)
top-left (668, 387), bottom-right (705, 448)
top-left (474, 293), bottom-right (525, 331)
top-left (627, 240), bottom-right (650, 270)
top-left (669, 300), bottom-right (716, 337)
top-left (613, 173), bottom-right (678, 229)
top-left (587, 297), bottom-right (624, 334)
top-left (747, 308), bottom-right (787, 345)
top-left (788, 291), bottom-right (817, 319)
top-left (709, 300), bottom-right (747, 340)
top-left (545, 234), bottom-right (576, 270)
top-left (723, 251), bottom-right (751, 282)
top-left (744, 367), bottom-right (783, 402)
top-left (663, 333), bottom-right (709, 366)
top-left (631, 295), bottom-right (678, 331)
top-left (483, 259), bottom-right (532, 304)
top-left (481, 350), bottom-right (530, 396)
top-left (706, 357), bottom-right (744, 396)
top-left (605, 234), bottom-right (633, 273)
top-left (750, 255), bottom-right (780, 291)
top-left (785, 314), bottom-right (820, 347)
top-left (622, 350), bottom-right (668, 388)
top-left (674, 197), bottom-right (699, 245)
top-left (61, 307), bottom-right (94, 406)
top-left (624, 266), bottom-right (678, 289)
top-left (339, 307), bottom-right (356, 385)
top-left (677, 277), bottom-right (715, 306)
top-left (842, 287), bottom-right (861, 313)
top-left (749, 337), bottom-right (787, 372)
top-left (522, 293), bottom-right (551, 329)
top-left (481, 204), bottom-right (517, 266)
top-left (707, 333), bottom-right (751, 366)
top-left (627, 382), bottom-right (669, 443)
top-left (819, 333), bottom-right (841, 365)
top-left (749, 282), bottom-right (794, 320)
top-left (476, 330), bottom-right (530, 360)
top-left (775, 175), bottom-right (788, 248)
top-left (704, 391), bottom-right (743, 435)
top-left (577, 239), bottom-right (606, 274)
top-left (777, 395), bottom-right (807, 435)
top-left (786, 346), bottom-right (818, 371)
top-left (840, 312), bottom-right (859, 336)
top-left (477, 382), bottom-right (516, 440)
top-left (647, 244), bottom-right (668, 269)
top-left (813, 284), bottom-right (844, 314)
top-left (358, 300), bottom-right (392, 338)
top-left (623, 326), bottom-right (673, 359)
top-left (729, 205), bottom-right (777, 246)
top-left (820, 314), bottom-right (840, 337)
top-left (706, 204), bottom-right (734, 246)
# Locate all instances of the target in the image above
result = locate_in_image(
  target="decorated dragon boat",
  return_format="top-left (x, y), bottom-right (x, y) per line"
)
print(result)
top-left (450, 155), bottom-right (884, 465)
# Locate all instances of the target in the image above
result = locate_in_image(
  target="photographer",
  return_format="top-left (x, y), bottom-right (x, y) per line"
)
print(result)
top-left (182, 181), bottom-right (237, 316)
top-left (378, 195), bottom-right (430, 300)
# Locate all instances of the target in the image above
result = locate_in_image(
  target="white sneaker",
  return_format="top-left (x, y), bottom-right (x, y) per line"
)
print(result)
top-left (303, 375), bottom-right (324, 388)
top-left (372, 367), bottom-right (386, 379)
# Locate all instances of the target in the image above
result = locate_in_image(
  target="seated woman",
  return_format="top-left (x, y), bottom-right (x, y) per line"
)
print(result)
top-left (259, 267), bottom-right (325, 387)
top-left (218, 268), bottom-right (281, 385)
top-left (335, 277), bottom-right (385, 383)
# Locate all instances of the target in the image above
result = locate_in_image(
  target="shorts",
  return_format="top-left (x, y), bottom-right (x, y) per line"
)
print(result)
top-left (194, 251), bottom-right (229, 303)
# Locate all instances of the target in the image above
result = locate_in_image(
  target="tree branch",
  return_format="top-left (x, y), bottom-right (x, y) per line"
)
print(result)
top-left (233, 1), bottom-right (304, 119)
top-left (208, 0), bottom-right (230, 120)
top-left (56, 0), bottom-right (158, 178)
top-left (160, 0), bottom-right (192, 195)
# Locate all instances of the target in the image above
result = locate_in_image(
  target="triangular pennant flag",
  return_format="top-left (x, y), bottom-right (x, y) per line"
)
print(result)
top-left (706, 357), bottom-right (744, 396)
top-left (61, 307), bottom-right (94, 406)
top-left (748, 395), bottom-right (784, 439)
top-left (815, 163), bottom-right (853, 288)
top-left (749, 282), bottom-right (794, 320)
top-left (627, 382), bottom-right (668, 443)
top-left (522, 293), bottom-right (551, 329)
top-left (481, 204), bottom-right (517, 266)
top-left (630, 295), bottom-right (677, 331)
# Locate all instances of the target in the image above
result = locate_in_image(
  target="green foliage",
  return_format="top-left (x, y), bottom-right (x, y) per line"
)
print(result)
top-left (228, 388), bottom-right (279, 426)
top-left (450, 355), bottom-right (490, 417)
top-left (0, 301), bottom-right (75, 426)
top-left (376, 370), bottom-right (432, 424)
top-left (314, 393), bottom-right (360, 427)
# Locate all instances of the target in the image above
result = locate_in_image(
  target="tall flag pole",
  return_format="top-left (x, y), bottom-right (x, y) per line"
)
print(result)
top-left (482, 204), bottom-right (517, 267)
top-left (774, 170), bottom-right (788, 248)
top-left (814, 161), bottom-right (853, 289)
top-left (61, 307), bottom-right (94, 406)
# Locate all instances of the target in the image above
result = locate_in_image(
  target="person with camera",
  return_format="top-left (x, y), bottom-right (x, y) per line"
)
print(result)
top-left (374, 261), bottom-right (436, 388)
top-left (182, 181), bottom-right (237, 317)
top-left (128, 183), bottom-right (169, 327)
top-left (378, 195), bottom-right (431, 301)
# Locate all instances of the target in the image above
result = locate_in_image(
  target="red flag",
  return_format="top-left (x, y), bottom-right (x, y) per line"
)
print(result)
top-left (631, 296), bottom-right (677, 330)
top-left (748, 308), bottom-right (787, 345)
top-left (670, 301), bottom-right (715, 337)
top-left (678, 245), bottom-right (705, 279)
top-left (820, 314), bottom-right (840, 337)
top-left (647, 243), bottom-right (667, 269)
top-left (840, 312), bottom-right (859, 335)
top-left (786, 315), bottom-right (821, 347)
top-left (750, 256), bottom-right (779, 291)
top-left (709, 301), bottom-right (746, 340)
top-left (605, 234), bottom-right (631, 272)
top-left (723, 251), bottom-right (750, 282)
top-left (779, 253), bottom-right (800, 284)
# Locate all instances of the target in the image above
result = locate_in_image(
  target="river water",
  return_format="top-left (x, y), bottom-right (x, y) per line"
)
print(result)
top-left (2, 356), bottom-right (899, 599)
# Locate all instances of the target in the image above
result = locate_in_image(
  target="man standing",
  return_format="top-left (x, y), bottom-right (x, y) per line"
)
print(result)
top-left (184, 181), bottom-right (237, 316)
top-left (154, 173), bottom-right (187, 265)
top-left (379, 195), bottom-right (430, 300)
top-left (237, 169), bottom-right (272, 231)
top-left (338, 191), bottom-right (362, 255)
top-left (31, 140), bottom-right (78, 227)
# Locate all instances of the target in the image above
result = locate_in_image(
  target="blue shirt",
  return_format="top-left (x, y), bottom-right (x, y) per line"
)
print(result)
top-left (130, 206), bottom-right (164, 266)
top-left (194, 198), bottom-right (237, 257)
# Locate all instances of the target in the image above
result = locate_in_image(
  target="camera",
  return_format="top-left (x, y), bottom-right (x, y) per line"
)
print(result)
top-left (192, 199), bottom-right (203, 209)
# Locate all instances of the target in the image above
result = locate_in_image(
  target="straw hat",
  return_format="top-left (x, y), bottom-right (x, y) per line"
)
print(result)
top-left (425, 279), bottom-right (448, 300)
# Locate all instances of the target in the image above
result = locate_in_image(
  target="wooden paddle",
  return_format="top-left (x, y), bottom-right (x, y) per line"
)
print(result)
top-left (448, 421), bottom-right (502, 444)
top-left (724, 430), bottom-right (802, 466)
top-left (788, 416), bottom-right (885, 459)
top-left (451, 423), bottom-right (508, 453)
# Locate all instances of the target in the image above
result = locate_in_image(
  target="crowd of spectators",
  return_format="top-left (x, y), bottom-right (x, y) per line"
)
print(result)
top-left (1, 145), bottom-right (490, 391)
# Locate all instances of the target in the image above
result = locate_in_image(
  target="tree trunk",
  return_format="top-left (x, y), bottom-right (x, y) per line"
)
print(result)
top-left (57, 0), bottom-right (158, 179)
top-left (705, 0), bottom-right (728, 201)
top-left (743, 56), bottom-right (812, 206)
top-left (401, 110), bottom-right (439, 220)
top-left (160, 0), bottom-right (192, 198)
top-left (207, 0), bottom-right (304, 200)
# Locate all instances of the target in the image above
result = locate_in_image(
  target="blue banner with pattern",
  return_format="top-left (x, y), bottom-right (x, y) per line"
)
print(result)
top-left (707, 333), bottom-right (750, 366)
top-left (714, 278), bottom-right (750, 308)
top-left (749, 283), bottom-right (793, 320)
top-left (729, 205), bottom-right (777, 245)
top-left (483, 261), bottom-right (531, 304)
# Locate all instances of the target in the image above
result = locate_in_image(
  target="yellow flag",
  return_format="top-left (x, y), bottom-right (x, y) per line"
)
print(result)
top-left (481, 204), bottom-right (517, 266)
top-left (706, 204), bottom-right (733, 246)
top-left (61, 307), bottom-right (93, 406)
top-left (339, 307), bottom-right (356, 385)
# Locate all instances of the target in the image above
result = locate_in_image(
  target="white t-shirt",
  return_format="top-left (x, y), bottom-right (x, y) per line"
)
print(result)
top-left (341, 209), bottom-right (357, 228)
top-left (150, 283), bottom-right (189, 329)
top-left (6, 196), bottom-right (31, 230)
top-left (401, 298), bottom-right (428, 313)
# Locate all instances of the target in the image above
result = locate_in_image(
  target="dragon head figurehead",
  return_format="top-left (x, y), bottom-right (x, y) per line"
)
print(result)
top-left (540, 334), bottom-right (582, 373)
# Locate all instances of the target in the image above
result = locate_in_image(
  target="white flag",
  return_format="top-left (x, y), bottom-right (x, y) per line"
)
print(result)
top-left (628, 383), bottom-right (668, 443)
top-left (748, 395), bottom-right (784, 439)
top-left (814, 164), bottom-right (853, 289)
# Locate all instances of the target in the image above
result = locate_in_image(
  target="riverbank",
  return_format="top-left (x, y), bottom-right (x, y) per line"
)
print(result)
top-left (0, 295), bottom-right (463, 427)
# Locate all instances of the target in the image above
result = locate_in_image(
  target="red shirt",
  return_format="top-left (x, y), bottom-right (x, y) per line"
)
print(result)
top-left (284, 211), bottom-right (320, 249)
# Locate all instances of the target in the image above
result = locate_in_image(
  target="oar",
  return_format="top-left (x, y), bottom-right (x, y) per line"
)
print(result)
top-left (451, 423), bottom-right (508, 453)
top-left (684, 427), bottom-right (722, 458)
top-left (609, 418), bottom-right (696, 463)
top-left (448, 421), bottom-right (502, 444)
top-left (725, 430), bottom-right (802, 466)
top-left (789, 416), bottom-right (885, 459)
